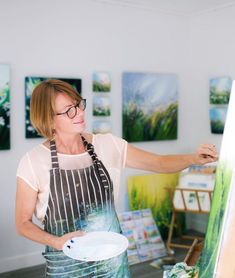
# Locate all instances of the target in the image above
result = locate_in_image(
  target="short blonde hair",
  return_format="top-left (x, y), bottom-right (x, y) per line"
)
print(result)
top-left (30, 79), bottom-right (82, 139)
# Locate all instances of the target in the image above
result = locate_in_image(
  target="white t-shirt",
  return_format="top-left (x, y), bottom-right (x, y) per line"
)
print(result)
top-left (16, 133), bottom-right (127, 221)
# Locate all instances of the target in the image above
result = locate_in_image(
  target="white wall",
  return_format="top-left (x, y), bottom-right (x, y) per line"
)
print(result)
top-left (0, 0), bottom-right (231, 272)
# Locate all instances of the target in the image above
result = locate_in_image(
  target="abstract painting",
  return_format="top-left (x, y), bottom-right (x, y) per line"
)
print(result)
top-left (128, 173), bottom-right (181, 240)
top-left (25, 77), bottom-right (82, 138)
top-left (92, 72), bottom-right (111, 92)
top-left (209, 77), bottom-right (232, 105)
top-left (0, 65), bottom-right (10, 150)
top-left (209, 107), bottom-right (227, 134)
top-left (199, 81), bottom-right (235, 277)
top-left (93, 96), bottom-right (111, 116)
top-left (122, 72), bottom-right (178, 142)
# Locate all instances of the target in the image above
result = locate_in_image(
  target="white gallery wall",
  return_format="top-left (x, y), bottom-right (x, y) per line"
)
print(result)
top-left (0, 0), bottom-right (233, 272)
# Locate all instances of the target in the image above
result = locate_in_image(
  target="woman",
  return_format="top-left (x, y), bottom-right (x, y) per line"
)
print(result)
top-left (16, 79), bottom-right (218, 277)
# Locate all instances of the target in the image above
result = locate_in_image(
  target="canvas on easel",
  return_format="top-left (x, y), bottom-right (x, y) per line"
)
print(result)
top-left (199, 81), bottom-right (235, 277)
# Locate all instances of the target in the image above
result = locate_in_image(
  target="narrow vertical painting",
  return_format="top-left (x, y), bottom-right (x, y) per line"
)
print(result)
top-left (0, 65), bottom-right (10, 150)
top-left (122, 72), bottom-right (178, 142)
top-left (199, 81), bottom-right (235, 277)
top-left (25, 77), bottom-right (82, 138)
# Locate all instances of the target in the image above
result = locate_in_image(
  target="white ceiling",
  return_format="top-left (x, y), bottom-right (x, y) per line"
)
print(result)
top-left (92, 0), bottom-right (235, 15)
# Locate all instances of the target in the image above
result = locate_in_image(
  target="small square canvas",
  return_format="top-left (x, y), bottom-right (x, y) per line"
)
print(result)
top-left (0, 65), bottom-right (10, 150)
top-left (93, 96), bottom-right (111, 116)
top-left (122, 72), bottom-right (178, 142)
top-left (92, 120), bottom-right (111, 134)
top-left (92, 72), bottom-right (111, 92)
top-left (209, 77), bottom-right (232, 105)
top-left (25, 77), bottom-right (82, 138)
top-left (209, 107), bottom-right (227, 134)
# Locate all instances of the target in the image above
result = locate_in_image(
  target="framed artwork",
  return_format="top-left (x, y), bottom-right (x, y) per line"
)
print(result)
top-left (118, 209), bottom-right (167, 265)
top-left (0, 65), bottom-right (10, 150)
top-left (25, 77), bottom-right (82, 138)
top-left (209, 107), bottom-right (227, 134)
top-left (92, 120), bottom-right (111, 134)
top-left (128, 173), bottom-right (181, 240)
top-left (122, 72), bottom-right (178, 142)
top-left (199, 81), bottom-right (235, 277)
top-left (92, 72), bottom-right (111, 92)
top-left (93, 96), bottom-right (111, 116)
top-left (209, 77), bottom-right (232, 105)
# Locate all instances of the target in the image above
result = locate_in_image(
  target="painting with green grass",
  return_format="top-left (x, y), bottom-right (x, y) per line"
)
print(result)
top-left (199, 81), bottom-right (235, 277)
top-left (92, 72), bottom-right (111, 92)
top-left (25, 77), bottom-right (81, 138)
top-left (128, 173), bottom-right (183, 240)
top-left (0, 65), bottom-right (10, 150)
top-left (210, 77), bottom-right (232, 105)
top-left (122, 72), bottom-right (178, 142)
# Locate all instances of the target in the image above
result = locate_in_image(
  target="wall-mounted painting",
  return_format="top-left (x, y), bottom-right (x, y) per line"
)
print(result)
top-left (92, 120), bottom-right (111, 134)
top-left (128, 173), bottom-right (181, 240)
top-left (199, 81), bottom-right (235, 277)
top-left (0, 65), bottom-right (10, 150)
top-left (209, 107), bottom-right (227, 134)
top-left (93, 96), bottom-right (111, 116)
top-left (209, 77), bottom-right (232, 105)
top-left (122, 72), bottom-right (178, 142)
top-left (92, 72), bottom-right (111, 92)
top-left (25, 77), bottom-right (82, 138)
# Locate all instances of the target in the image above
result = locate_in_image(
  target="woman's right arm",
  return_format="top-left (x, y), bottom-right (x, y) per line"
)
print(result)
top-left (15, 177), bottom-right (84, 250)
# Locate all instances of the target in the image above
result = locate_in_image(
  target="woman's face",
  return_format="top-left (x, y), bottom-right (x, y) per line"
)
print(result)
top-left (53, 93), bottom-right (86, 136)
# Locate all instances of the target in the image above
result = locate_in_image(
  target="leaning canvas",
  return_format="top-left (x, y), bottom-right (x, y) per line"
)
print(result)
top-left (0, 65), bottom-right (10, 150)
top-left (199, 81), bottom-right (235, 277)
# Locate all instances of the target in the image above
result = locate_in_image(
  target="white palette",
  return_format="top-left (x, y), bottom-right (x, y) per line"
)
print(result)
top-left (63, 231), bottom-right (129, 262)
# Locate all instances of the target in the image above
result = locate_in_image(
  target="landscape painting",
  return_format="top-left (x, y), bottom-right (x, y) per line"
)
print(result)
top-left (92, 72), bottom-right (111, 92)
top-left (122, 72), bottom-right (178, 142)
top-left (199, 81), bottom-right (235, 277)
top-left (92, 120), bottom-right (111, 134)
top-left (93, 96), bottom-right (111, 116)
top-left (0, 65), bottom-right (10, 150)
top-left (25, 77), bottom-right (82, 138)
top-left (209, 107), bottom-right (227, 134)
top-left (209, 77), bottom-right (232, 104)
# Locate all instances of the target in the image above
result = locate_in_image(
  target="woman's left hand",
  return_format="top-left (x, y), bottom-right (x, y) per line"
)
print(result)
top-left (194, 144), bottom-right (218, 165)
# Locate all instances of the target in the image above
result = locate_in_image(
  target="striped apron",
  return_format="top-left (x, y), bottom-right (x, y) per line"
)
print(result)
top-left (42, 136), bottom-right (130, 277)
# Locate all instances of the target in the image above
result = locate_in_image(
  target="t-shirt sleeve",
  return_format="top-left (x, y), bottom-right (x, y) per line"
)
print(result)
top-left (16, 153), bottom-right (39, 192)
top-left (94, 133), bottom-right (128, 169)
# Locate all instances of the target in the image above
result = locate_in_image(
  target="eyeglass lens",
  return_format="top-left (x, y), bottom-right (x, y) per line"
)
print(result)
top-left (67, 99), bottom-right (86, 119)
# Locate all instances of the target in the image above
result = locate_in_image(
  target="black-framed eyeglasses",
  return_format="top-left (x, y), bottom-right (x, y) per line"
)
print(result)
top-left (56, 99), bottom-right (86, 119)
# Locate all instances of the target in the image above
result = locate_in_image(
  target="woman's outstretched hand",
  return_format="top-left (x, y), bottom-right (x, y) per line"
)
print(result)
top-left (193, 144), bottom-right (218, 165)
top-left (55, 230), bottom-right (85, 251)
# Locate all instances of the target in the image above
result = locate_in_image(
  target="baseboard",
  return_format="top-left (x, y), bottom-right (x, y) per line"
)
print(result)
top-left (0, 251), bottom-right (44, 273)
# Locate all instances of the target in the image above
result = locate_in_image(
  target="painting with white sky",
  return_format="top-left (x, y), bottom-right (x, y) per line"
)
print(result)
top-left (122, 72), bottom-right (178, 142)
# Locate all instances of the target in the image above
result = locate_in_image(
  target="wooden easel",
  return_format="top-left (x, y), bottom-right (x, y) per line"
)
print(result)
top-left (165, 187), bottom-right (213, 249)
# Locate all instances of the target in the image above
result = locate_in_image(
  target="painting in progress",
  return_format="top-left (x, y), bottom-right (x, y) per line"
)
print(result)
top-left (25, 77), bottom-right (82, 138)
top-left (122, 72), bottom-right (178, 142)
top-left (0, 65), bottom-right (10, 150)
top-left (199, 81), bottom-right (235, 277)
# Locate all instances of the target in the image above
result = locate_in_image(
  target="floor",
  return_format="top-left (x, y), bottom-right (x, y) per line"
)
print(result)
top-left (0, 249), bottom-right (187, 278)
